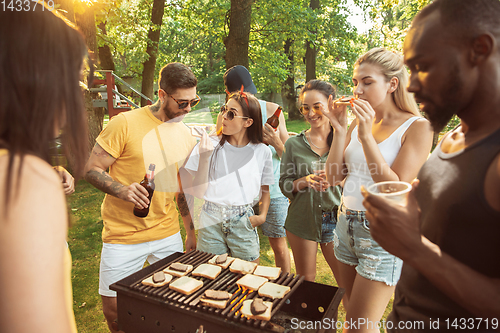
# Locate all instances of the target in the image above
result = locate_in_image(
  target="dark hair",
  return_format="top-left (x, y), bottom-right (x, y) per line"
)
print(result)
top-left (416, 0), bottom-right (500, 41)
top-left (209, 91), bottom-right (263, 181)
top-left (299, 80), bottom-right (336, 148)
top-left (158, 63), bottom-right (198, 94)
top-left (0, 7), bottom-right (89, 205)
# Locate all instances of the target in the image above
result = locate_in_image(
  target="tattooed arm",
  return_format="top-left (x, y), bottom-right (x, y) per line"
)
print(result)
top-left (176, 172), bottom-right (196, 252)
top-left (84, 143), bottom-right (150, 208)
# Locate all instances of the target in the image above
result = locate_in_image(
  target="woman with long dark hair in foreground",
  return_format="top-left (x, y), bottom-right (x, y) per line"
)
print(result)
top-left (0, 7), bottom-right (90, 333)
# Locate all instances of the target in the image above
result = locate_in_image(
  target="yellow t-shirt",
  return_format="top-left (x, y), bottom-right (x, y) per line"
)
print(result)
top-left (96, 106), bottom-right (196, 244)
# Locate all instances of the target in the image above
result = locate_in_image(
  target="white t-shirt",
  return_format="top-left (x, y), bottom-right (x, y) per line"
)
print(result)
top-left (185, 136), bottom-right (274, 206)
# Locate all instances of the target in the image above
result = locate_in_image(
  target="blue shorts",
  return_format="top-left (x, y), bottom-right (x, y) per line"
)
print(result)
top-left (334, 204), bottom-right (403, 286)
top-left (260, 197), bottom-right (289, 238)
top-left (197, 201), bottom-right (259, 262)
top-left (320, 210), bottom-right (337, 244)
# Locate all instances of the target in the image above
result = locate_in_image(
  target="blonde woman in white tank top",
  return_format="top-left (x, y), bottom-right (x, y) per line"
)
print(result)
top-left (323, 48), bottom-right (434, 332)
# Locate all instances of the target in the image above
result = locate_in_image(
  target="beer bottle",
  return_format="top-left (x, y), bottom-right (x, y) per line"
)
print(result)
top-left (133, 163), bottom-right (156, 218)
top-left (266, 106), bottom-right (282, 129)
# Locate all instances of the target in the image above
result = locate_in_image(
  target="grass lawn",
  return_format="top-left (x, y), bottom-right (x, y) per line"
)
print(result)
top-left (71, 114), bottom-right (391, 332)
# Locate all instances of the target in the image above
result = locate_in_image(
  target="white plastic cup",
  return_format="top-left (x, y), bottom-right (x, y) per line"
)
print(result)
top-left (311, 161), bottom-right (326, 192)
top-left (311, 161), bottom-right (325, 174)
top-left (366, 181), bottom-right (412, 206)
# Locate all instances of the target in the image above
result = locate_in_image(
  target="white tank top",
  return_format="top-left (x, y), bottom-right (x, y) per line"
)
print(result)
top-left (343, 116), bottom-right (421, 211)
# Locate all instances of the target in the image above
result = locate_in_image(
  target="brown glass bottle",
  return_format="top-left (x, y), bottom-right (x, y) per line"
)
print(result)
top-left (266, 106), bottom-right (282, 129)
top-left (133, 163), bottom-right (155, 218)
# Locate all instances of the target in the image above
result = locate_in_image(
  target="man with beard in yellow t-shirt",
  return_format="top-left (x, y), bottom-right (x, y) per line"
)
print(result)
top-left (84, 63), bottom-right (199, 333)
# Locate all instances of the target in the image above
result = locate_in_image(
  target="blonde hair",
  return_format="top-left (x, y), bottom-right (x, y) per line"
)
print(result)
top-left (356, 47), bottom-right (420, 116)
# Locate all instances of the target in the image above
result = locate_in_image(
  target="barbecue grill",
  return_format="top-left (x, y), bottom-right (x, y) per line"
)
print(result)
top-left (110, 250), bottom-right (344, 333)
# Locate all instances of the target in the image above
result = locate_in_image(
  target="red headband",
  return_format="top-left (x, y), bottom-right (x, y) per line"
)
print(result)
top-left (226, 85), bottom-right (249, 108)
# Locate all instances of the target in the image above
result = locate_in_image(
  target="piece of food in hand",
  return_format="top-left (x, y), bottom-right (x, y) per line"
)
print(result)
top-left (258, 282), bottom-right (290, 300)
top-left (191, 264), bottom-right (222, 280)
top-left (163, 263), bottom-right (193, 277)
top-left (208, 254), bottom-right (235, 269)
top-left (335, 96), bottom-right (355, 106)
top-left (253, 266), bottom-right (281, 280)
top-left (169, 276), bottom-right (203, 295)
top-left (229, 258), bottom-right (258, 275)
top-left (141, 272), bottom-right (173, 287)
top-left (204, 290), bottom-right (232, 300)
top-left (241, 299), bottom-right (273, 321)
top-left (191, 126), bottom-right (206, 138)
top-left (236, 274), bottom-right (269, 291)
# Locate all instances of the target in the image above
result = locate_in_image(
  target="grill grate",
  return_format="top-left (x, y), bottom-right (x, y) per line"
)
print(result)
top-left (125, 250), bottom-right (304, 329)
top-left (112, 251), bottom-right (345, 333)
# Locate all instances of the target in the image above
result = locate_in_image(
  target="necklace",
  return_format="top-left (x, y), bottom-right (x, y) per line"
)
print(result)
top-left (307, 130), bottom-right (327, 149)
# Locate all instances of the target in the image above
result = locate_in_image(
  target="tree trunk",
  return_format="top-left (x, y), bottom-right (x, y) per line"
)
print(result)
top-left (75, 4), bottom-right (97, 61)
top-left (97, 21), bottom-right (125, 96)
top-left (141, 0), bottom-right (165, 106)
top-left (74, 2), bottom-right (104, 151)
top-left (97, 21), bottom-right (115, 72)
top-left (282, 39), bottom-right (300, 121)
top-left (85, 90), bottom-right (105, 151)
top-left (224, 0), bottom-right (253, 69)
top-left (305, 0), bottom-right (320, 82)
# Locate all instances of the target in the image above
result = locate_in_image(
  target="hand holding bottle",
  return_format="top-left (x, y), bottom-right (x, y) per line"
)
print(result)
top-left (263, 123), bottom-right (280, 147)
top-left (266, 106), bottom-right (282, 130)
top-left (133, 164), bottom-right (156, 218)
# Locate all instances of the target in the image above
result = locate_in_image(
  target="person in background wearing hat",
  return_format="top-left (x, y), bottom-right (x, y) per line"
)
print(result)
top-left (221, 65), bottom-right (291, 272)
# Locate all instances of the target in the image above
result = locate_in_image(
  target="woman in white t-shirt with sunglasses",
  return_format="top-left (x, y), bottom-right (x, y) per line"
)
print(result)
top-left (184, 91), bottom-right (274, 263)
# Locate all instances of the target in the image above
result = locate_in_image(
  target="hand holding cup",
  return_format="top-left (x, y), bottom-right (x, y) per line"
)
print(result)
top-left (311, 161), bottom-right (330, 192)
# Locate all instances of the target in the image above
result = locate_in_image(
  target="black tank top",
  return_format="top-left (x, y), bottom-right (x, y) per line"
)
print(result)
top-left (389, 127), bottom-right (500, 331)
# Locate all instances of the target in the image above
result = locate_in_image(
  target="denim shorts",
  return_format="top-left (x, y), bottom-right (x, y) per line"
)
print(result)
top-left (197, 201), bottom-right (259, 262)
top-left (320, 210), bottom-right (337, 244)
top-left (334, 204), bottom-right (403, 286)
top-left (260, 197), bottom-right (289, 238)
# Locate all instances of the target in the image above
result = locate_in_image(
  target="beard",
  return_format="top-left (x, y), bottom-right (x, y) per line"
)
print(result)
top-left (163, 103), bottom-right (188, 122)
top-left (425, 106), bottom-right (456, 133)
top-left (421, 62), bottom-right (462, 133)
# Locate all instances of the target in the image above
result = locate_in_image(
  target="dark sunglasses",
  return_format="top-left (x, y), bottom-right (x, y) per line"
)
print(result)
top-left (220, 105), bottom-right (249, 121)
top-left (166, 91), bottom-right (201, 109)
top-left (300, 103), bottom-right (324, 115)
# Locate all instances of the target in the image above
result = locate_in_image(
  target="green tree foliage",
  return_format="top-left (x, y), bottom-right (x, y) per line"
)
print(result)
top-left (249, 0), bottom-right (362, 95)
top-left (161, 0), bottom-right (229, 94)
top-left (95, 0), bottom-right (153, 77)
top-left (364, 0), bottom-right (432, 51)
top-left (93, 0), bottom-right (395, 101)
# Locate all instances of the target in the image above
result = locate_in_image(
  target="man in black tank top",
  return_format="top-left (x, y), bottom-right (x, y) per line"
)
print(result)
top-left (361, 0), bottom-right (500, 331)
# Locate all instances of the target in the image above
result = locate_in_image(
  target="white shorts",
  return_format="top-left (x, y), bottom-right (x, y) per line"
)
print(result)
top-left (99, 232), bottom-right (183, 297)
